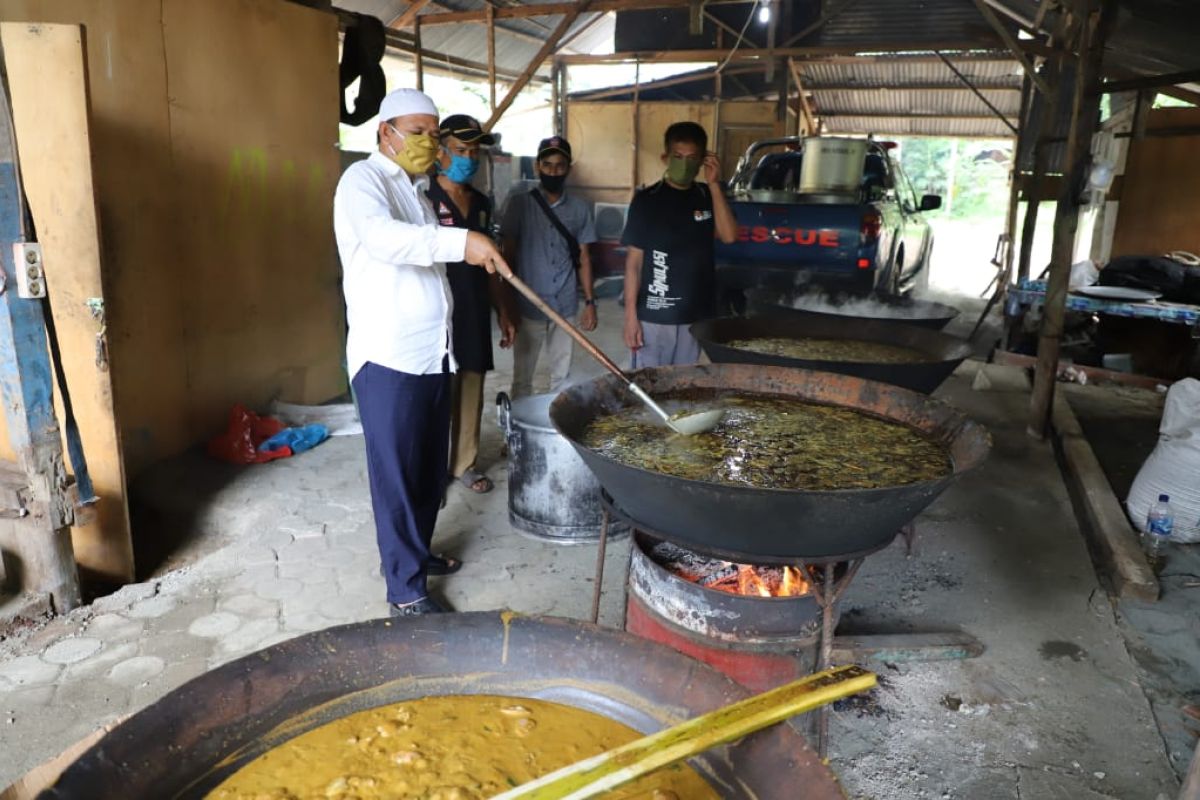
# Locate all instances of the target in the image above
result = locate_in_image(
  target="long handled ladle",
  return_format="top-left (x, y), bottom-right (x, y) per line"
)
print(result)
top-left (490, 664), bottom-right (876, 800)
top-left (500, 270), bottom-right (724, 436)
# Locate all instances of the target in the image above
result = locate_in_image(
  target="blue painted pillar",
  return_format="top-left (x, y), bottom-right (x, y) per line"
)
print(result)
top-left (0, 68), bottom-right (80, 610)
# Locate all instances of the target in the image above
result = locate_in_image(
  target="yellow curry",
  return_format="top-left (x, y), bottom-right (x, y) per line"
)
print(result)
top-left (207, 694), bottom-right (718, 800)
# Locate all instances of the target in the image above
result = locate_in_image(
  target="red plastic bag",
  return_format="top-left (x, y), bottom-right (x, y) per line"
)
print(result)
top-left (207, 405), bottom-right (292, 464)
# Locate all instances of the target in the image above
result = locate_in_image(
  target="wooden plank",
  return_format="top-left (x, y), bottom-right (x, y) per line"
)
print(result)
top-left (636, 102), bottom-right (717, 184)
top-left (993, 350), bottom-right (1172, 390)
top-left (565, 102), bottom-right (634, 191)
top-left (1110, 108), bottom-right (1200, 258)
top-left (1052, 390), bottom-right (1159, 602)
top-left (788, 58), bottom-right (816, 135)
top-left (831, 633), bottom-right (985, 663)
top-left (1099, 68), bottom-right (1200, 95)
top-left (485, 0), bottom-right (593, 131)
top-left (159, 0), bottom-right (344, 451)
top-left (2, 22), bottom-right (133, 583)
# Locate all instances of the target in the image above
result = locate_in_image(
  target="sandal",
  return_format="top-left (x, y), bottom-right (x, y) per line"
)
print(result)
top-left (456, 468), bottom-right (493, 494)
top-left (427, 554), bottom-right (463, 576)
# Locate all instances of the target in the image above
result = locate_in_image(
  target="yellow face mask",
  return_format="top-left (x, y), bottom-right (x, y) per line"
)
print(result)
top-left (387, 125), bottom-right (439, 175)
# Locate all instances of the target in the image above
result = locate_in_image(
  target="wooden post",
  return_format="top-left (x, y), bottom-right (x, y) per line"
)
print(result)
top-left (485, 0), bottom-right (594, 131)
top-left (631, 60), bottom-right (640, 190)
top-left (0, 45), bottom-right (81, 612)
top-left (414, 16), bottom-right (424, 91)
top-left (1004, 73), bottom-right (1034, 284)
top-left (1028, 0), bottom-right (1115, 438)
top-left (551, 61), bottom-right (561, 135)
top-left (487, 5), bottom-right (496, 113)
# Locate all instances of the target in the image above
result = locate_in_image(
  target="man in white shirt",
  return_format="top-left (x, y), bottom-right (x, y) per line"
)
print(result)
top-left (334, 89), bottom-right (510, 616)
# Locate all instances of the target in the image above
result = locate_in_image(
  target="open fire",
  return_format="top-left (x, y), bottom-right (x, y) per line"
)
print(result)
top-left (647, 541), bottom-right (813, 598)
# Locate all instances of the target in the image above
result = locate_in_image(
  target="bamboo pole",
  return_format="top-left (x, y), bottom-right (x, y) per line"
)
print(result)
top-left (413, 16), bottom-right (424, 91)
top-left (487, 5), bottom-right (496, 113)
top-left (1028, 0), bottom-right (1116, 438)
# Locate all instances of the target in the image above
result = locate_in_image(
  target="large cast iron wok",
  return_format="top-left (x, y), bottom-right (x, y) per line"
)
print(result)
top-left (746, 287), bottom-right (961, 331)
top-left (691, 314), bottom-right (973, 394)
top-left (39, 613), bottom-right (842, 799)
top-left (550, 364), bottom-right (990, 562)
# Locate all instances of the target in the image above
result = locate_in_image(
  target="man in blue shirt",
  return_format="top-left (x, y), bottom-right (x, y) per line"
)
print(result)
top-left (501, 136), bottom-right (598, 398)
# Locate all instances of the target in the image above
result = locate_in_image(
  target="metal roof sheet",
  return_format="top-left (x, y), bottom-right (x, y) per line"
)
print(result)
top-left (822, 115), bottom-right (1016, 138)
top-left (813, 87), bottom-right (1020, 117)
top-left (810, 0), bottom-right (1007, 47)
top-left (801, 58), bottom-right (1022, 89)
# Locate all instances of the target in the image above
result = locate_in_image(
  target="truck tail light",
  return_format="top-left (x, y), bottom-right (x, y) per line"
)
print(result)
top-left (857, 258), bottom-right (871, 269)
top-left (860, 210), bottom-right (883, 245)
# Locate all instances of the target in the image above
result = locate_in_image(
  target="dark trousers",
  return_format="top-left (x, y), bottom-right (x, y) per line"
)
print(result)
top-left (352, 361), bottom-right (450, 604)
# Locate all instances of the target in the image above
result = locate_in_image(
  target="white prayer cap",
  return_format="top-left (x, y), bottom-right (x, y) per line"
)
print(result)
top-left (379, 89), bottom-right (439, 123)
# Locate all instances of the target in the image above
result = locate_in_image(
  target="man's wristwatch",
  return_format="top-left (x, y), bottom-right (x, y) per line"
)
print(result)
top-left (584, 299), bottom-right (596, 307)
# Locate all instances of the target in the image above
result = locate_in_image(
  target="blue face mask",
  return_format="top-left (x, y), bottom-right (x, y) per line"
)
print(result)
top-left (440, 153), bottom-right (479, 184)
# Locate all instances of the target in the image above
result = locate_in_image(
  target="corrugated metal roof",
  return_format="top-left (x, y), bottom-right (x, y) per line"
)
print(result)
top-left (814, 88), bottom-right (1020, 117)
top-left (801, 58), bottom-right (1022, 89)
top-left (822, 115), bottom-right (1015, 138)
top-left (810, 0), bottom-right (1007, 47)
top-left (337, 1), bottom-right (614, 77)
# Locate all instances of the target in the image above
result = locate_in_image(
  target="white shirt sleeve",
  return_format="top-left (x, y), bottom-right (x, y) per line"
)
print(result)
top-left (336, 169), bottom-right (468, 266)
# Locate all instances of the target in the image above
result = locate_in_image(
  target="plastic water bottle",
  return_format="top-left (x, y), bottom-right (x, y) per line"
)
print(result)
top-left (1143, 494), bottom-right (1173, 573)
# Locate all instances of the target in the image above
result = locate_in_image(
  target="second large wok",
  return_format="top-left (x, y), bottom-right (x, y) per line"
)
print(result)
top-left (691, 314), bottom-right (973, 394)
top-left (550, 364), bottom-right (990, 562)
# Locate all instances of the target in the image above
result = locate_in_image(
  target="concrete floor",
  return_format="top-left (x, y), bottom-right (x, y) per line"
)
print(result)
top-left (0, 291), bottom-right (1182, 799)
top-left (1065, 382), bottom-right (1200, 785)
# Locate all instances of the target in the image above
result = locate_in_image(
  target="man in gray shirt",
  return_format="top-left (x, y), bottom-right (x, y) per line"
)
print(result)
top-left (501, 136), bottom-right (597, 398)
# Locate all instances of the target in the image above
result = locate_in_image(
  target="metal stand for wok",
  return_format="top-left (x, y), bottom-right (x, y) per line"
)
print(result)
top-left (591, 490), bottom-right (981, 760)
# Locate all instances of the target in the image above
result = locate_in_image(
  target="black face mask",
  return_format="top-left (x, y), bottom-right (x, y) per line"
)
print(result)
top-left (539, 172), bottom-right (566, 193)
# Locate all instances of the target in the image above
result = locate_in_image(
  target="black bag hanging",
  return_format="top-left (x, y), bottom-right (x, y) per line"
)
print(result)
top-left (339, 15), bottom-right (387, 126)
top-left (529, 189), bottom-right (581, 270)
top-left (1097, 255), bottom-right (1200, 303)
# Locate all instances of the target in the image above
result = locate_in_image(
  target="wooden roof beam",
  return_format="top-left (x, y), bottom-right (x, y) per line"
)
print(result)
top-left (389, 0), bottom-right (435, 28)
top-left (969, 0), bottom-right (1052, 96)
top-left (1099, 68), bottom-right (1200, 94)
top-left (418, 0), bottom-right (754, 25)
top-left (485, 0), bottom-right (595, 130)
top-left (806, 83), bottom-right (1021, 91)
top-left (555, 43), bottom-right (1024, 64)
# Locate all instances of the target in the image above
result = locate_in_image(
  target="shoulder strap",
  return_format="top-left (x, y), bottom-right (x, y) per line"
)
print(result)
top-left (529, 188), bottom-right (581, 268)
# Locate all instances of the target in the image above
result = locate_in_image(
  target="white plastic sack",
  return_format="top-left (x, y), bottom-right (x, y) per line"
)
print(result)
top-left (1069, 259), bottom-right (1099, 290)
top-left (1126, 378), bottom-right (1200, 543)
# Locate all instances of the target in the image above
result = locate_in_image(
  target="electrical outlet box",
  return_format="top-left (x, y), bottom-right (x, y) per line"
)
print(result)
top-left (12, 243), bottom-right (46, 299)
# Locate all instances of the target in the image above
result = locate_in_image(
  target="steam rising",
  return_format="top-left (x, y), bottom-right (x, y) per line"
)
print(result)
top-left (784, 290), bottom-right (952, 321)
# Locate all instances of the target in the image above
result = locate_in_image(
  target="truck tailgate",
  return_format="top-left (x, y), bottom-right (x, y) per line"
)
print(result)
top-left (717, 202), bottom-right (864, 271)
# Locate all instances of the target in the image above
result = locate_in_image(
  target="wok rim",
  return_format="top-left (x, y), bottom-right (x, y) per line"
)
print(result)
top-left (690, 314), bottom-right (974, 368)
top-left (744, 286), bottom-right (963, 323)
top-left (551, 364), bottom-right (991, 499)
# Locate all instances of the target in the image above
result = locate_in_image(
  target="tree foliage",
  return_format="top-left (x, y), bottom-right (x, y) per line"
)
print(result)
top-left (893, 137), bottom-right (1013, 222)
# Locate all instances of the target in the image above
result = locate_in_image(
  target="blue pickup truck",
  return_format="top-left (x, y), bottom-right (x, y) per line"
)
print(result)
top-left (715, 136), bottom-right (941, 308)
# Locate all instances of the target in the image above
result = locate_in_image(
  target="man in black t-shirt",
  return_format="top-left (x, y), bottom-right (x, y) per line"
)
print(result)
top-left (621, 121), bottom-right (737, 367)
